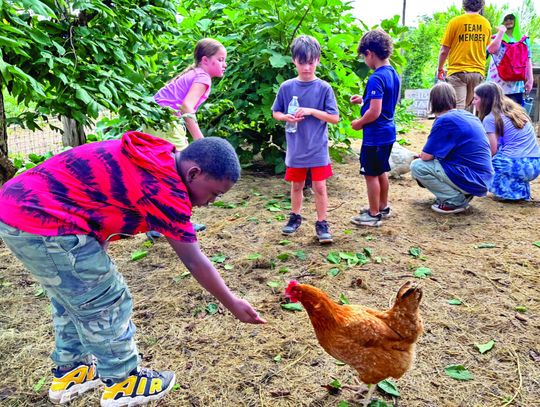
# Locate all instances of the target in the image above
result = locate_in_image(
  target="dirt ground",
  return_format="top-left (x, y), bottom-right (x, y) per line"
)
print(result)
top-left (1, 120), bottom-right (539, 407)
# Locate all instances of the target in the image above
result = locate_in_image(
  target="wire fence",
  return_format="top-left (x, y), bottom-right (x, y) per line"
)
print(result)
top-left (7, 119), bottom-right (64, 157)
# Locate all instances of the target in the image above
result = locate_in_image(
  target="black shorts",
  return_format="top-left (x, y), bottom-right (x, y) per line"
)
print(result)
top-left (359, 143), bottom-right (393, 176)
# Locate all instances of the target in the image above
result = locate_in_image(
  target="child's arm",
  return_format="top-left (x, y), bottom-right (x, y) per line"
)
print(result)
top-left (486, 132), bottom-right (498, 155)
top-left (294, 108), bottom-right (339, 124)
top-left (487, 25), bottom-right (505, 55)
top-left (272, 111), bottom-right (304, 125)
top-left (351, 99), bottom-right (382, 130)
top-left (179, 83), bottom-right (208, 140)
top-left (166, 237), bottom-right (267, 324)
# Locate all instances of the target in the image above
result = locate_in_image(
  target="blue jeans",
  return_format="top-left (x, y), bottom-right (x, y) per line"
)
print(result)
top-left (0, 221), bottom-right (138, 382)
top-left (410, 159), bottom-right (471, 206)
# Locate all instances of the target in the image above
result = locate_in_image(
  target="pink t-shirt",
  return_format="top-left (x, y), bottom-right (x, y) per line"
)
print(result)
top-left (154, 67), bottom-right (212, 112)
top-left (0, 132), bottom-right (196, 243)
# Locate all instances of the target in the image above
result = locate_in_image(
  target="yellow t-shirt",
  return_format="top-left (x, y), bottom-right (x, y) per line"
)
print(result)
top-left (441, 13), bottom-right (491, 76)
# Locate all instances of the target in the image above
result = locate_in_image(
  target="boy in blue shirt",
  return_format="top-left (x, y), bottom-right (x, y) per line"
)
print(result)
top-left (350, 29), bottom-right (400, 227)
top-left (272, 35), bottom-right (340, 244)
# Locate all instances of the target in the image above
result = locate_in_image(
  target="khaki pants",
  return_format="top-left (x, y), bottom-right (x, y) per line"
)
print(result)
top-left (446, 72), bottom-right (484, 111)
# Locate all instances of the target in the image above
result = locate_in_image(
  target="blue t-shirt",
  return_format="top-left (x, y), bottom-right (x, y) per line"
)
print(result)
top-left (423, 110), bottom-right (494, 196)
top-left (482, 113), bottom-right (540, 158)
top-left (272, 78), bottom-right (339, 168)
top-left (361, 65), bottom-right (400, 146)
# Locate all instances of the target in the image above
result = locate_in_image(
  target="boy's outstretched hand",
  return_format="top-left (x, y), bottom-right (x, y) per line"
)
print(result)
top-left (228, 297), bottom-right (267, 324)
top-left (350, 94), bottom-right (363, 105)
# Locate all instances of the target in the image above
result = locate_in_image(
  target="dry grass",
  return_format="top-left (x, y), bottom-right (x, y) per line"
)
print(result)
top-left (1, 120), bottom-right (539, 406)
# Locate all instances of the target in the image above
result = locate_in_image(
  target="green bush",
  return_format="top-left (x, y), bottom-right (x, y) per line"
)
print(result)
top-left (165, 0), bottom-right (407, 173)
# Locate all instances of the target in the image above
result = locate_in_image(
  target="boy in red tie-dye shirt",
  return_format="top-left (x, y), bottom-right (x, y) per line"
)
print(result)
top-left (0, 133), bottom-right (265, 406)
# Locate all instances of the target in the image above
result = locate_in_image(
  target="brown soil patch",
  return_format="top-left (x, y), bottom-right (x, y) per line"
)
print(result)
top-left (1, 120), bottom-right (539, 406)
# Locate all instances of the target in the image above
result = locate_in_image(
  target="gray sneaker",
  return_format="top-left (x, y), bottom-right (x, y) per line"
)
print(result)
top-left (315, 220), bottom-right (333, 244)
top-left (360, 206), bottom-right (391, 219)
top-left (351, 211), bottom-right (383, 227)
top-left (282, 213), bottom-right (302, 235)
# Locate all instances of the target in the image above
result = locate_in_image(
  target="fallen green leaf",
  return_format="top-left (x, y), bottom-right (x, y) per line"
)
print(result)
top-left (378, 378), bottom-right (400, 397)
top-left (343, 229), bottom-right (353, 235)
top-left (339, 293), bottom-right (350, 305)
top-left (475, 243), bottom-right (496, 249)
top-left (444, 364), bottom-right (473, 381)
top-left (414, 267), bottom-right (432, 279)
top-left (294, 250), bottom-right (306, 260)
top-left (447, 298), bottom-right (463, 305)
top-left (533, 241), bottom-right (540, 248)
top-left (211, 254), bottom-right (227, 263)
top-left (206, 303), bottom-right (219, 315)
top-left (475, 340), bottom-right (495, 354)
top-left (281, 303), bottom-right (303, 312)
top-left (374, 256), bottom-right (383, 264)
top-left (409, 247), bottom-right (422, 258)
top-left (279, 239), bottom-right (292, 245)
top-left (329, 378), bottom-right (342, 389)
top-left (267, 281), bottom-right (281, 289)
top-left (515, 305), bottom-right (527, 313)
top-left (327, 252), bottom-right (341, 264)
top-left (247, 253), bottom-right (261, 260)
top-left (363, 247), bottom-right (373, 257)
top-left (337, 401), bottom-right (350, 407)
top-left (328, 268), bottom-right (341, 277)
top-left (33, 376), bottom-right (46, 392)
top-left (131, 250), bottom-right (148, 261)
top-left (171, 383), bottom-right (181, 391)
top-left (368, 401), bottom-right (389, 407)
top-left (34, 286), bottom-right (45, 298)
top-left (276, 253), bottom-right (290, 261)
top-left (224, 264), bottom-right (234, 270)
top-left (273, 354), bottom-right (282, 363)
top-left (278, 267), bottom-right (289, 274)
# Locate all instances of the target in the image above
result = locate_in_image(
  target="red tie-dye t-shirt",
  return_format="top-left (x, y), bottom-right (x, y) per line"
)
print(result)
top-left (0, 131), bottom-right (196, 243)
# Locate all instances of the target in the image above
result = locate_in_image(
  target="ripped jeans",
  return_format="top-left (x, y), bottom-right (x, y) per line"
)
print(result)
top-left (0, 221), bottom-right (138, 382)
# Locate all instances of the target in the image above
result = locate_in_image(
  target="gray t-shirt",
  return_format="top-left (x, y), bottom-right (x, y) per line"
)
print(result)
top-left (483, 113), bottom-right (540, 158)
top-left (272, 78), bottom-right (338, 168)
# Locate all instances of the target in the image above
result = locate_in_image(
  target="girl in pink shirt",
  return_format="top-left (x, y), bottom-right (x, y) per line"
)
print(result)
top-left (151, 38), bottom-right (227, 148)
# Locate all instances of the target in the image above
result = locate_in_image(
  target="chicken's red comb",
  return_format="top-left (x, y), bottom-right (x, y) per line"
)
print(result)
top-left (284, 280), bottom-right (298, 295)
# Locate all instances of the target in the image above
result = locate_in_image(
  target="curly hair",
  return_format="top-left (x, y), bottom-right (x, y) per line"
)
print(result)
top-left (179, 137), bottom-right (241, 182)
top-left (357, 29), bottom-right (393, 60)
top-left (463, 0), bottom-right (484, 12)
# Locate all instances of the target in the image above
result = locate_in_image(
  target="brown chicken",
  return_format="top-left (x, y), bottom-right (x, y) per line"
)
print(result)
top-left (284, 280), bottom-right (423, 405)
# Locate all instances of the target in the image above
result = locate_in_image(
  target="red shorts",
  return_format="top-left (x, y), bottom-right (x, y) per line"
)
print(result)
top-left (284, 164), bottom-right (333, 182)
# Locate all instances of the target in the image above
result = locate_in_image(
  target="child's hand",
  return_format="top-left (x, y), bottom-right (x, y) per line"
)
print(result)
top-left (285, 114), bottom-right (304, 123)
top-left (228, 297), bottom-right (267, 324)
top-left (351, 119), bottom-right (363, 130)
top-left (294, 107), bottom-right (312, 118)
top-left (350, 95), bottom-right (363, 105)
top-left (497, 25), bottom-right (506, 34)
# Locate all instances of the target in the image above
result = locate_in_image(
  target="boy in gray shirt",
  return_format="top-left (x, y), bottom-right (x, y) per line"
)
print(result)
top-left (272, 35), bottom-right (340, 244)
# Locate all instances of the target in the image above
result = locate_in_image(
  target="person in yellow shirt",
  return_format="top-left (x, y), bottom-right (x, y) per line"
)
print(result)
top-left (437, 0), bottom-right (491, 110)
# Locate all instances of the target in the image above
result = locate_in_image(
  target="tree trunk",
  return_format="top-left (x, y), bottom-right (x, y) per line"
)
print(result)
top-left (61, 116), bottom-right (86, 147)
top-left (0, 80), bottom-right (17, 186)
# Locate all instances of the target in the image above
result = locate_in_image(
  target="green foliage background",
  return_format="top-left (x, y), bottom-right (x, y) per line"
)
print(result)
top-left (158, 0), bottom-right (407, 172)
